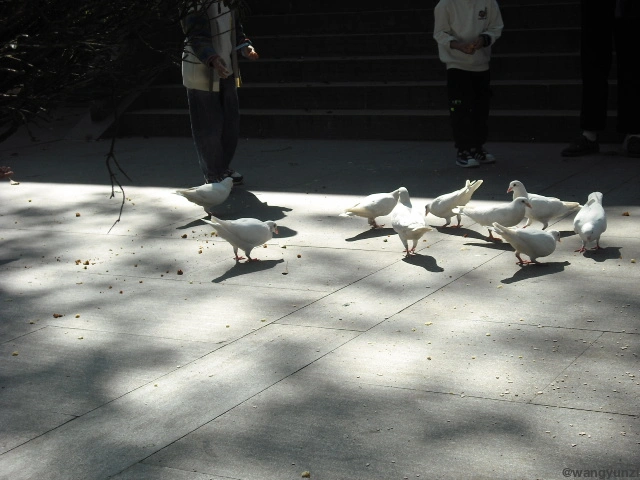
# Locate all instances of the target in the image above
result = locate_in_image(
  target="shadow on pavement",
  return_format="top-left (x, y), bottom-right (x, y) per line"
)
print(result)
top-left (500, 260), bottom-right (571, 284)
top-left (344, 227), bottom-right (395, 242)
top-left (579, 245), bottom-right (623, 262)
top-left (212, 258), bottom-right (285, 283)
top-left (402, 253), bottom-right (445, 272)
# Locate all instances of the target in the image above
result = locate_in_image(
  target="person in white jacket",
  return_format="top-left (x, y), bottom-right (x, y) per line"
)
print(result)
top-left (433, 0), bottom-right (503, 168)
top-left (181, 0), bottom-right (259, 185)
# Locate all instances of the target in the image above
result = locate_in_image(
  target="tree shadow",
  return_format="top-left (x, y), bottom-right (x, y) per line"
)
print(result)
top-left (401, 252), bottom-right (445, 272)
top-left (344, 227), bottom-right (395, 242)
top-left (501, 260), bottom-right (571, 284)
top-left (0, 258), bottom-right (20, 267)
top-left (211, 258), bottom-right (285, 283)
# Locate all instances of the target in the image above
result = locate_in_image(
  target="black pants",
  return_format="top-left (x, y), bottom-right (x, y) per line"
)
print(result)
top-left (447, 68), bottom-right (492, 151)
top-left (580, 0), bottom-right (640, 133)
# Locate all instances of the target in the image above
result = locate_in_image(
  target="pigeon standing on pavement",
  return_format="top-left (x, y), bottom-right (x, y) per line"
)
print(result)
top-left (202, 216), bottom-right (278, 262)
top-left (425, 179), bottom-right (484, 227)
top-left (453, 197), bottom-right (531, 241)
top-left (340, 187), bottom-right (404, 229)
top-left (573, 191), bottom-right (607, 253)
top-left (175, 177), bottom-right (233, 215)
top-left (391, 187), bottom-right (432, 256)
top-left (507, 180), bottom-right (581, 229)
top-left (492, 222), bottom-right (561, 265)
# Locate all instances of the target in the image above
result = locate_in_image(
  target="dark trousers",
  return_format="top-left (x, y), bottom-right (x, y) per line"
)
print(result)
top-left (447, 68), bottom-right (492, 151)
top-left (187, 77), bottom-right (240, 183)
top-left (580, 0), bottom-right (640, 134)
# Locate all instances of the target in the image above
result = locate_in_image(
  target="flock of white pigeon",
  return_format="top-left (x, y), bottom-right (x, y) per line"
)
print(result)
top-left (174, 178), bottom-right (607, 266)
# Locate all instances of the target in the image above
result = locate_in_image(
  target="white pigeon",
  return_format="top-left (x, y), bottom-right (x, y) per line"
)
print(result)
top-left (492, 222), bottom-right (561, 265)
top-left (453, 197), bottom-right (532, 241)
top-left (425, 179), bottom-right (484, 227)
top-left (340, 187), bottom-right (404, 228)
top-left (175, 177), bottom-right (233, 214)
top-left (573, 191), bottom-right (607, 253)
top-left (507, 180), bottom-right (581, 229)
top-left (202, 216), bottom-right (278, 262)
top-left (391, 187), bottom-right (432, 256)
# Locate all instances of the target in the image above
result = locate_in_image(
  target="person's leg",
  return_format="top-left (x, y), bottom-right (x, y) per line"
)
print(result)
top-left (447, 69), bottom-right (479, 167)
top-left (187, 87), bottom-right (225, 183)
top-left (614, 11), bottom-right (640, 157)
top-left (447, 68), bottom-right (474, 150)
top-left (579, 0), bottom-right (614, 133)
top-left (562, 1), bottom-right (615, 156)
top-left (470, 69), bottom-right (495, 163)
top-left (219, 76), bottom-right (241, 172)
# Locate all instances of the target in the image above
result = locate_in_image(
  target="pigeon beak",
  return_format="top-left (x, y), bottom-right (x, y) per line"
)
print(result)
top-left (507, 187), bottom-right (513, 193)
top-left (274, 227), bottom-right (279, 234)
top-left (525, 201), bottom-right (533, 208)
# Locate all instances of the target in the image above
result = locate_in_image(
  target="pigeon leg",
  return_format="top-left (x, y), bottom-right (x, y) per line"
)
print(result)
top-left (590, 241), bottom-right (604, 253)
top-left (487, 229), bottom-right (503, 242)
top-left (515, 253), bottom-right (534, 265)
top-left (574, 244), bottom-right (587, 253)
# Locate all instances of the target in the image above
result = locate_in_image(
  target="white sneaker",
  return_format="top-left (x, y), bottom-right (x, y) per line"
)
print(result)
top-left (456, 150), bottom-right (480, 168)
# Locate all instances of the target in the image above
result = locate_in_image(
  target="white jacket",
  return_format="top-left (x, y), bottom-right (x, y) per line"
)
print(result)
top-left (181, 2), bottom-right (242, 92)
top-left (433, 0), bottom-right (504, 71)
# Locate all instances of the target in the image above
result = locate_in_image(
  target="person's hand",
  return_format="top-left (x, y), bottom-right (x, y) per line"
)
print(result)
top-left (450, 40), bottom-right (476, 55)
top-left (470, 36), bottom-right (485, 51)
top-left (210, 56), bottom-right (232, 78)
top-left (242, 45), bottom-right (259, 60)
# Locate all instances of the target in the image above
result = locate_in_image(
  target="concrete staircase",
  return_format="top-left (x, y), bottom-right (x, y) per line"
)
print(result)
top-left (112, 0), bottom-right (619, 142)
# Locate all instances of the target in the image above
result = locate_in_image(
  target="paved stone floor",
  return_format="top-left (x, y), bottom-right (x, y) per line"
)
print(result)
top-left (0, 112), bottom-right (638, 479)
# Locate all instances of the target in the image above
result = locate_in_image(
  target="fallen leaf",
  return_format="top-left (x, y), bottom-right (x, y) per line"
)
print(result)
top-left (75, 212), bottom-right (81, 217)
top-left (53, 313), bottom-right (64, 318)
top-left (301, 472), bottom-right (311, 478)
top-left (177, 269), bottom-right (184, 275)
top-left (622, 211), bottom-right (630, 216)
top-left (181, 234), bottom-right (187, 239)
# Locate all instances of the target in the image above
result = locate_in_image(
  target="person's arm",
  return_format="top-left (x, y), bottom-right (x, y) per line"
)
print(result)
top-left (434, 1), bottom-right (476, 54)
top-left (433, 1), bottom-right (457, 48)
top-left (479, 0), bottom-right (504, 47)
top-left (234, 14), bottom-right (259, 59)
top-left (182, 8), bottom-right (218, 65)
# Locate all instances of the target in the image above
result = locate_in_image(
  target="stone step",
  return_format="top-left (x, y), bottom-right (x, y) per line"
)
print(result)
top-left (243, 2), bottom-right (579, 35)
top-left (111, 0), bottom-right (589, 142)
top-left (113, 108), bottom-right (621, 143)
top-left (247, 0), bottom-right (570, 15)
top-left (160, 53), bottom-right (583, 84)
top-left (130, 80), bottom-right (617, 112)
top-left (251, 28), bottom-right (580, 58)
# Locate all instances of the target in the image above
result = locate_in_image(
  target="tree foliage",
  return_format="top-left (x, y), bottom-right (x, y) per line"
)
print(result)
top-left (0, 0), bottom-right (249, 142)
